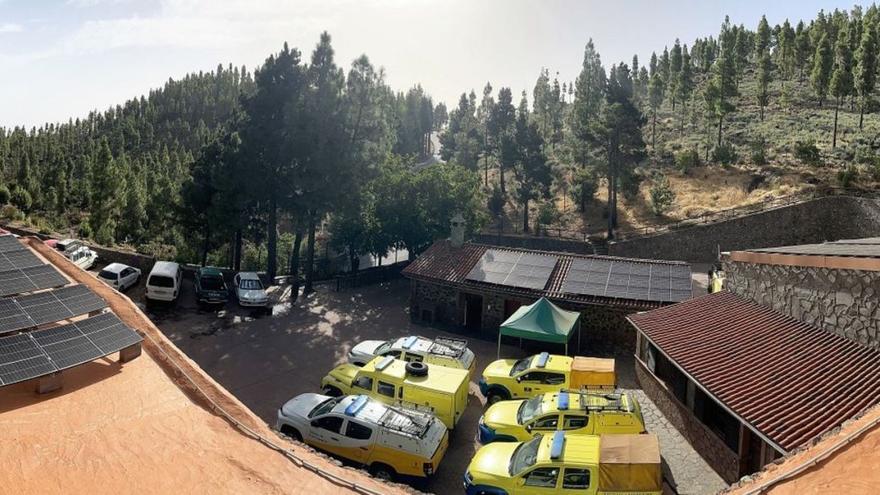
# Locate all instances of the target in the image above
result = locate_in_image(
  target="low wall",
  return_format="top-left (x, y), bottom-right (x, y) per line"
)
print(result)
top-left (636, 360), bottom-right (740, 483)
top-left (472, 233), bottom-right (594, 255)
top-left (723, 259), bottom-right (880, 349)
top-left (608, 196), bottom-right (880, 263)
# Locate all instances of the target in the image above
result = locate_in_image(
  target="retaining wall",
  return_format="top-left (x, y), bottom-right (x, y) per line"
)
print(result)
top-left (472, 233), bottom-right (594, 255)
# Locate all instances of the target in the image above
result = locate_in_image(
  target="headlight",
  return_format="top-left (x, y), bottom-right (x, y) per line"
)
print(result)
top-left (464, 470), bottom-right (473, 484)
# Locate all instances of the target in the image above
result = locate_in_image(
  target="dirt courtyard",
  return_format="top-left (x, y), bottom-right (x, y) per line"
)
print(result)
top-left (148, 277), bottom-right (725, 494)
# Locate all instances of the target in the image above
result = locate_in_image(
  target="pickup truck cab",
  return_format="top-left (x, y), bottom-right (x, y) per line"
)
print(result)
top-left (194, 266), bottom-right (228, 305)
top-left (480, 352), bottom-right (616, 404)
top-left (320, 355), bottom-right (469, 430)
top-left (478, 390), bottom-right (645, 443)
top-left (276, 394), bottom-right (448, 481)
top-left (348, 335), bottom-right (475, 373)
top-left (464, 431), bottom-right (662, 495)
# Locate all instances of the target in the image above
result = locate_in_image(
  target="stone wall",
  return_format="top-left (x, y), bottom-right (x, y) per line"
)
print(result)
top-left (723, 260), bottom-right (880, 349)
top-left (636, 360), bottom-right (740, 483)
top-left (410, 280), bottom-right (459, 327)
top-left (472, 233), bottom-right (594, 255)
top-left (608, 196), bottom-right (880, 263)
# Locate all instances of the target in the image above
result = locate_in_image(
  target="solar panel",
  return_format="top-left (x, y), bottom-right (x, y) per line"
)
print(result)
top-left (0, 235), bottom-right (24, 253)
top-left (466, 249), bottom-right (557, 290)
top-left (560, 258), bottom-right (692, 303)
top-left (0, 313), bottom-right (142, 386)
top-left (0, 299), bottom-right (32, 334)
top-left (0, 265), bottom-right (68, 297)
top-left (0, 285), bottom-right (108, 334)
top-left (0, 249), bottom-right (43, 272)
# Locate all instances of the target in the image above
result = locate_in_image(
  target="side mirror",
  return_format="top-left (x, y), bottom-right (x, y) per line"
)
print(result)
top-left (525, 425), bottom-right (532, 432)
top-left (516, 376), bottom-right (522, 383)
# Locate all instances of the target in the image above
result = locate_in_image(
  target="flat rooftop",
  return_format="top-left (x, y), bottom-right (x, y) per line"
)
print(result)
top-left (728, 237), bottom-right (880, 271)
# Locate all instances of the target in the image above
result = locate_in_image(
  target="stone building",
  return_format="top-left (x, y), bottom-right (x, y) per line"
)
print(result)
top-left (722, 237), bottom-right (880, 349)
top-left (402, 238), bottom-right (693, 353)
top-left (628, 291), bottom-right (880, 484)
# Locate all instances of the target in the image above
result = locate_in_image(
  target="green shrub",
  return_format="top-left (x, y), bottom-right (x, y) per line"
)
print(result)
top-left (569, 168), bottom-right (598, 212)
top-left (536, 201), bottom-right (560, 231)
top-left (649, 175), bottom-right (676, 216)
top-left (620, 168), bottom-right (642, 200)
top-left (837, 166), bottom-right (859, 188)
top-left (0, 184), bottom-right (9, 205)
top-left (487, 184), bottom-right (506, 218)
top-left (0, 204), bottom-right (20, 220)
top-left (78, 222), bottom-right (93, 239)
top-left (750, 139), bottom-right (767, 165)
top-left (794, 140), bottom-right (822, 166)
top-left (711, 143), bottom-right (738, 165)
top-left (675, 149), bottom-right (701, 174)
top-left (10, 187), bottom-right (32, 212)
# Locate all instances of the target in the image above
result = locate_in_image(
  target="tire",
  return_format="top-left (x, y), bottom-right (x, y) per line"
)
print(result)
top-left (486, 388), bottom-right (510, 405)
top-left (279, 425), bottom-right (302, 442)
top-left (405, 361), bottom-right (428, 376)
top-left (322, 385), bottom-right (343, 397)
top-left (369, 463), bottom-right (395, 481)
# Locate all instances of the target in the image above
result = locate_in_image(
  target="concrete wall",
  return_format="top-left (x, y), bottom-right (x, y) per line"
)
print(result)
top-left (608, 196), bottom-right (880, 263)
top-left (723, 260), bottom-right (880, 349)
top-left (636, 360), bottom-right (740, 483)
top-left (472, 233), bottom-right (594, 255)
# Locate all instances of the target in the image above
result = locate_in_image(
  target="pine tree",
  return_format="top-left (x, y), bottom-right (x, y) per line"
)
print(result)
top-left (676, 45), bottom-right (694, 135)
top-left (88, 139), bottom-right (125, 245)
top-left (757, 50), bottom-right (772, 121)
top-left (648, 73), bottom-right (663, 150)
top-left (795, 21), bottom-right (812, 83)
top-left (854, 26), bottom-right (878, 129)
top-left (811, 33), bottom-right (833, 106)
top-left (568, 38), bottom-right (606, 207)
top-left (707, 17), bottom-right (739, 147)
top-left (669, 40), bottom-right (682, 110)
top-left (830, 29), bottom-right (854, 148)
top-left (756, 15), bottom-right (771, 56)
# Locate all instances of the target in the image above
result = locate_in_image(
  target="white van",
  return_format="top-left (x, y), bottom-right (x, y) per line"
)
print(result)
top-left (145, 261), bottom-right (182, 302)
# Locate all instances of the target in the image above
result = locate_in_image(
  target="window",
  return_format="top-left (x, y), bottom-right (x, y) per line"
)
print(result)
top-left (533, 416), bottom-right (559, 429)
top-left (345, 421), bottom-right (373, 440)
top-left (353, 376), bottom-right (373, 391)
top-left (121, 268), bottom-right (133, 277)
top-left (524, 467), bottom-right (558, 488)
top-left (314, 416), bottom-right (343, 434)
top-left (149, 275), bottom-right (175, 288)
top-left (381, 350), bottom-right (401, 359)
top-left (543, 373), bottom-right (564, 385)
top-left (403, 353), bottom-right (423, 363)
top-left (520, 372), bottom-right (543, 383)
top-left (562, 468), bottom-right (590, 489)
top-left (377, 381), bottom-right (395, 398)
top-left (564, 416), bottom-right (587, 429)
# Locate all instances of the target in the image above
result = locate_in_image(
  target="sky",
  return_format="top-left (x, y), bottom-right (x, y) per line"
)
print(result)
top-left (0, 0), bottom-right (866, 128)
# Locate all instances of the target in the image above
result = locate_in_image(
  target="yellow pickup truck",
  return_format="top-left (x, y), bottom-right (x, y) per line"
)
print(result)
top-left (464, 431), bottom-right (662, 495)
top-left (479, 352), bottom-right (615, 404)
top-left (321, 355), bottom-right (469, 429)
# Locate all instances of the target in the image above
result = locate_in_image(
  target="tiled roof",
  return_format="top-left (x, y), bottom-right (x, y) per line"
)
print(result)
top-left (403, 240), bottom-right (692, 309)
top-left (628, 291), bottom-right (880, 451)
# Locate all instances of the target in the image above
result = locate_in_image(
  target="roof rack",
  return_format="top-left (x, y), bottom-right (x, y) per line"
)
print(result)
top-left (428, 336), bottom-right (468, 358)
top-left (379, 405), bottom-right (432, 437)
top-left (575, 391), bottom-right (630, 412)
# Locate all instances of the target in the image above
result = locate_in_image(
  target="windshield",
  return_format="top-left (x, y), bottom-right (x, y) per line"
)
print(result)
top-left (98, 270), bottom-right (117, 280)
top-left (309, 397), bottom-right (342, 418)
top-left (517, 396), bottom-right (543, 424)
top-left (200, 276), bottom-right (225, 290)
top-left (509, 436), bottom-right (542, 475)
top-left (239, 279), bottom-right (263, 290)
top-left (375, 341), bottom-right (392, 355)
top-left (510, 356), bottom-right (533, 376)
top-left (148, 275), bottom-right (174, 288)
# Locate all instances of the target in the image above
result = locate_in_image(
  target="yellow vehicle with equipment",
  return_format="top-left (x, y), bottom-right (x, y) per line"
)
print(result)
top-left (276, 394), bottom-right (448, 481)
top-left (320, 355), bottom-right (469, 429)
top-left (464, 431), bottom-right (662, 495)
top-left (478, 390), bottom-right (645, 443)
top-left (479, 352), bottom-right (615, 404)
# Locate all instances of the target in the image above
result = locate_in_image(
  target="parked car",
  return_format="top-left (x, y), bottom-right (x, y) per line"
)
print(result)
top-left (321, 355), bottom-right (470, 430)
top-left (348, 335), bottom-right (475, 373)
top-left (233, 271), bottom-right (268, 307)
top-left (276, 394), bottom-right (448, 481)
top-left (479, 353), bottom-right (616, 405)
top-left (194, 266), bottom-right (228, 305)
top-left (65, 244), bottom-right (98, 270)
top-left (50, 238), bottom-right (82, 255)
top-left (464, 431), bottom-right (662, 495)
top-left (97, 263), bottom-right (142, 291)
top-left (478, 390), bottom-right (645, 444)
top-left (145, 261), bottom-right (182, 302)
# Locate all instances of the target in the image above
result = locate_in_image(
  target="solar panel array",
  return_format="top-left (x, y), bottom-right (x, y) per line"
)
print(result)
top-left (466, 249), bottom-right (557, 290)
top-left (0, 265), bottom-right (68, 297)
top-left (0, 313), bottom-right (142, 386)
top-left (0, 285), bottom-right (107, 334)
top-left (561, 258), bottom-right (692, 302)
top-left (0, 235), bottom-right (23, 252)
top-left (0, 248), bottom-right (42, 273)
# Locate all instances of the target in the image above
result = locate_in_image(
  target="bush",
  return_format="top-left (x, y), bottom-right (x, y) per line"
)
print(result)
top-left (535, 201), bottom-right (560, 231)
top-left (794, 140), bottom-right (822, 166)
top-left (837, 166), bottom-right (859, 188)
top-left (675, 149), bottom-right (701, 174)
top-left (0, 184), bottom-right (9, 205)
top-left (10, 187), bottom-right (32, 212)
top-left (711, 143), bottom-right (738, 166)
top-left (487, 184), bottom-right (506, 218)
top-left (619, 168), bottom-right (642, 200)
top-left (750, 139), bottom-right (767, 165)
top-left (569, 168), bottom-right (598, 212)
top-left (78, 222), bottom-right (93, 240)
top-left (0, 204), bottom-right (20, 221)
top-left (649, 175), bottom-right (676, 217)
top-left (871, 159), bottom-right (880, 181)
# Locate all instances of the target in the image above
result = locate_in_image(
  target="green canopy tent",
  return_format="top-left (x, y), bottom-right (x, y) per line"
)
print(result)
top-left (497, 297), bottom-right (582, 357)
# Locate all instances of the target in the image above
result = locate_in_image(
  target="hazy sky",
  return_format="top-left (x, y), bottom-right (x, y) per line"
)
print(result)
top-left (0, 0), bottom-right (864, 128)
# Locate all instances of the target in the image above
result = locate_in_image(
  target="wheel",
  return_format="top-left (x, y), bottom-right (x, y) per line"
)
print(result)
top-left (322, 385), bottom-right (343, 397)
top-left (486, 389), bottom-right (510, 405)
top-left (369, 463), bottom-right (395, 481)
top-left (405, 361), bottom-right (428, 376)
top-left (279, 425), bottom-right (302, 441)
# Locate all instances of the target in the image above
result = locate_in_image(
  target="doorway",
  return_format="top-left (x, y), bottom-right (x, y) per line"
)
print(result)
top-left (463, 293), bottom-right (483, 331)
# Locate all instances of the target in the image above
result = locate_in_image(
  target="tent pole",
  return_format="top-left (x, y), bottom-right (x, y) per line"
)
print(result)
top-left (565, 342), bottom-right (568, 356)
top-left (578, 319), bottom-right (582, 353)
top-left (497, 332), bottom-right (501, 359)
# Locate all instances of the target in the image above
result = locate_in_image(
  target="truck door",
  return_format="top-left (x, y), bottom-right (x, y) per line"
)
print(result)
top-left (308, 415), bottom-right (346, 457)
top-left (529, 414), bottom-right (561, 435)
top-left (559, 467), bottom-right (593, 494)
top-left (341, 420), bottom-right (375, 464)
top-left (517, 467), bottom-right (560, 494)
top-left (520, 372), bottom-right (565, 396)
top-left (562, 414), bottom-right (590, 434)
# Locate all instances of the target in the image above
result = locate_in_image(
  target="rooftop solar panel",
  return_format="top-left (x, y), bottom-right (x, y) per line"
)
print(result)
top-left (0, 264), bottom-right (68, 297)
top-left (0, 235), bottom-right (24, 253)
top-left (466, 249), bottom-right (558, 290)
top-left (0, 249), bottom-right (43, 272)
top-left (0, 285), bottom-right (107, 334)
top-left (560, 258), bottom-right (691, 303)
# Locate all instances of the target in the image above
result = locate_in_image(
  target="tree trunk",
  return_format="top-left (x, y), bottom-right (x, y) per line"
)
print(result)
top-left (832, 99), bottom-right (840, 149)
top-left (233, 229), bottom-right (242, 272)
top-left (303, 210), bottom-right (317, 295)
top-left (522, 199), bottom-right (529, 233)
top-left (267, 194), bottom-right (277, 280)
top-left (499, 163), bottom-right (506, 195)
top-left (760, 101), bottom-right (764, 121)
top-left (652, 111), bottom-right (657, 150)
top-left (289, 224), bottom-right (303, 302)
top-left (859, 106), bottom-right (864, 130)
top-left (201, 222), bottom-right (210, 267)
top-left (717, 115), bottom-right (723, 148)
